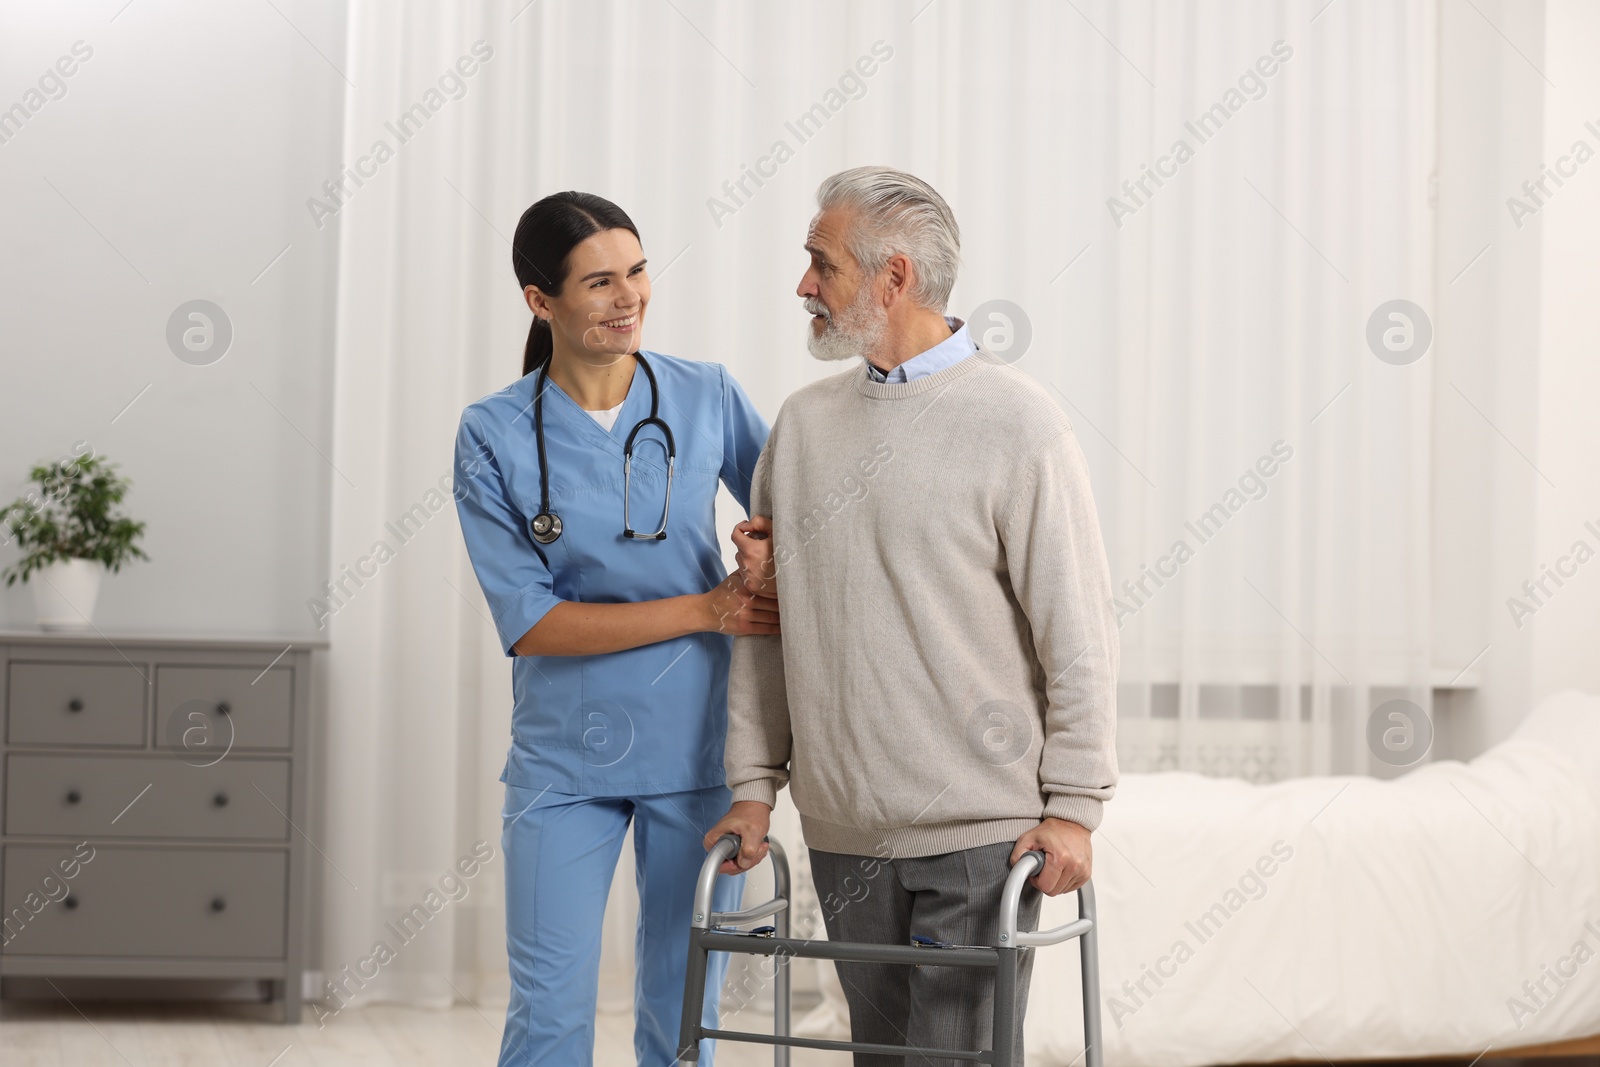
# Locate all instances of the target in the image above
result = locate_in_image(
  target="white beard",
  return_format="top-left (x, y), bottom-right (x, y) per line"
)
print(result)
top-left (805, 287), bottom-right (887, 363)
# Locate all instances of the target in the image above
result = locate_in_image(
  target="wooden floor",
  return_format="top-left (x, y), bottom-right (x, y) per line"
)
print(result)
top-left (0, 997), bottom-right (837, 1067)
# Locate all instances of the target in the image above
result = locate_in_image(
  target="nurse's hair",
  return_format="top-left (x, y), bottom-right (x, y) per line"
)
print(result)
top-left (513, 191), bottom-right (641, 377)
top-left (815, 166), bottom-right (960, 312)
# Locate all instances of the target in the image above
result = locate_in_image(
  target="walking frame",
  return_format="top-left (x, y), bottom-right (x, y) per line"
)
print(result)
top-left (676, 833), bottom-right (1103, 1067)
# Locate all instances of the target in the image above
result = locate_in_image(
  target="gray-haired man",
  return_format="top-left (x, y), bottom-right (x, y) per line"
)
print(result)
top-left (705, 166), bottom-right (1119, 1065)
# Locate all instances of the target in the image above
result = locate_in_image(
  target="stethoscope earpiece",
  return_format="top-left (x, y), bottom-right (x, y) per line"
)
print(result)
top-left (530, 352), bottom-right (674, 545)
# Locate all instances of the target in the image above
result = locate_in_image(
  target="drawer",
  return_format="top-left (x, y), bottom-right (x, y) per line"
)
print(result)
top-left (155, 666), bottom-right (292, 752)
top-left (1, 845), bottom-right (286, 958)
top-left (7, 662), bottom-right (146, 747)
top-left (5, 755), bottom-right (290, 840)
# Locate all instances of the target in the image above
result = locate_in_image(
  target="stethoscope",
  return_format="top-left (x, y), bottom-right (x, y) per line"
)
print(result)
top-left (529, 351), bottom-right (676, 544)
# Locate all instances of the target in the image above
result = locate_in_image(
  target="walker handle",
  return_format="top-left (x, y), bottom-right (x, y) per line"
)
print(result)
top-left (998, 850), bottom-right (1096, 947)
top-left (709, 832), bottom-right (770, 876)
top-left (691, 832), bottom-right (791, 931)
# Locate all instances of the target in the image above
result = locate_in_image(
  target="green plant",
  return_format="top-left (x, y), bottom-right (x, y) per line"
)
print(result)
top-left (1, 451), bottom-right (148, 588)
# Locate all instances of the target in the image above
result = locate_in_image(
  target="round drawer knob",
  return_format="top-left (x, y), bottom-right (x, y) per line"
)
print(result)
top-left (68, 699), bottom-right (84, 712)
top-left (210, 897), bottom-right (227, 912)
top-left (63, 895), bottom-right (79, 910)
top-left (65, 789), bottom-right (82, 805)
top-left (215, 701), bottom-right (232, 716)
top-left (213, 792), bottom-right (229, 807)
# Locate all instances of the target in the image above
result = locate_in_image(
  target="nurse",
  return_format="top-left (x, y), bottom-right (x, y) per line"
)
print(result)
top-left (452, 191), bottom-right (774, 1067)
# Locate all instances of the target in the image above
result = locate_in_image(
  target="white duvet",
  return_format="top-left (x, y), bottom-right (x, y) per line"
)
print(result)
top-left (799, 689), bottom-right (1600, 1066)
top-left (1031, 688), bottom-right (1600, 1066)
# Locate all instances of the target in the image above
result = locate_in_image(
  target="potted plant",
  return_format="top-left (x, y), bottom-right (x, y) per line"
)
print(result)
top-left (1, 448), bottom-right (149, 630)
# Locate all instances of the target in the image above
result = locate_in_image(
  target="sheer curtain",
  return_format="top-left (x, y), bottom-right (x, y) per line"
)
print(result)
top-left (319, 0), bottom-right (1437, 1015)
top-left (1097, 1), bottom-right (1438, 782)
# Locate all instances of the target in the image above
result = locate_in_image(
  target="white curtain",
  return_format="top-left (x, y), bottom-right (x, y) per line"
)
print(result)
top-left (1097, 2), bottom-right (1438, 782)
top-left (320, 0), bottom-right (1437, 1017)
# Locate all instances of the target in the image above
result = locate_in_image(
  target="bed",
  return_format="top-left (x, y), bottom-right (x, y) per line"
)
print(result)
top-left (790, 688), bottom-right (1600, 1066)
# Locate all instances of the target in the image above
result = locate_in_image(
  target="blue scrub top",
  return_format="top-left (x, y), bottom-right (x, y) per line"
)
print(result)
top-left (453, 351), bottom-right (770, 797)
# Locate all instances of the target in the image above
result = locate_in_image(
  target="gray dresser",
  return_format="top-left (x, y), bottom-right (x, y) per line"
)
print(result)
top-left (0, 630), bottom-right (323, 1022)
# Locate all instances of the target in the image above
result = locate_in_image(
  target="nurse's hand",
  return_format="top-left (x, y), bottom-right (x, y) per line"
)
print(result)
top-left (704, 801), bottom-right (772, 874)
top-left (732, 515), bottom-right (778, 597)
top-left (703, 572), bottom-right (780, 636)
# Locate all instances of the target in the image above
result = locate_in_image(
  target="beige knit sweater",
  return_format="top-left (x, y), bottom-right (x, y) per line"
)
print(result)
top-left (724, 349), bottom-right (1120, 859)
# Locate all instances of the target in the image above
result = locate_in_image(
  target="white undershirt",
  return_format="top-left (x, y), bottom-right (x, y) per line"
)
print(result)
top-left (587, 401), bottom-right (625, 432)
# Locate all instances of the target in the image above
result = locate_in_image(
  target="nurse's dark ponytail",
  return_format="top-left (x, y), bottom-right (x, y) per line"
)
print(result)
top-left (513, 192), bottom-right (641, 378)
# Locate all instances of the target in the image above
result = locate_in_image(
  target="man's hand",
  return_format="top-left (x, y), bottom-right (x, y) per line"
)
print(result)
top-left (1009, 817), bottom-right (1092, 896)
top-left (732, 515), bottom-right (778, 597)
top-left (703, 572), bottom-right (779, 636)
top-left (703, 800), bottom-right (773, 874)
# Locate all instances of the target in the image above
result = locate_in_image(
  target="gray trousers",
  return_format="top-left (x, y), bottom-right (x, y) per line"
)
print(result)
top-left (808, 841), bottom-right (1044, 1067)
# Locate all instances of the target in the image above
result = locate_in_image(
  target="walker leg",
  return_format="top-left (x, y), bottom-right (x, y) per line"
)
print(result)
top-left (1079, 883), bottom-right (1103, 1067)
top-left (771, 842), bottom-right (792, 1067)
top-left (773, 944), bottom-right (791, 1067)
top-left (992, 946), bottom-right (1019, 1067)
top-left (676, 930), bottom-right (710, 1064)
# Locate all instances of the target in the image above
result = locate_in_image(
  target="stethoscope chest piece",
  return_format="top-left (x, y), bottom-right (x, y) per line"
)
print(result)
top-left (530, 511), bottom-right (562, 545)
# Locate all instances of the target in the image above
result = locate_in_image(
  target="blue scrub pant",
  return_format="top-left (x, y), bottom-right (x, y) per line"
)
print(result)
top-left (498, 782), bottom-right (744, 1067)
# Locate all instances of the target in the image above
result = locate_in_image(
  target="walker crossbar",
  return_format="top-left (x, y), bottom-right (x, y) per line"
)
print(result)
top-left (675, 833), bottom-right (1103, 1067)
top-left (701, 928), bottom-right (1000, 967)
top-left (697, 1026), bottom-right (992, 1062)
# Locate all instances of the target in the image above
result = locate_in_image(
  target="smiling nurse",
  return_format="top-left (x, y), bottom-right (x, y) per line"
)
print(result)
top-left (452, 191), bottom-right (776, 1066)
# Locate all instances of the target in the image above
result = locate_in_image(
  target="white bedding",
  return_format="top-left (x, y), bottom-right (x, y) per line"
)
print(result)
top-left (798, 689), bottom-right (1600, 1066)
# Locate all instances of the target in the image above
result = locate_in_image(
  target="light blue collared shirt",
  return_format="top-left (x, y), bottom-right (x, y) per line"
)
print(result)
top-left (864, 316), bottom-right (976, 383)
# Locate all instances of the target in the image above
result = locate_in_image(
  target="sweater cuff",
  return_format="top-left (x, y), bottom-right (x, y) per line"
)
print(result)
top-left (1043, 792), bottom-right (1103, 832)
top-left (730, 778), bottom-right (779, 808)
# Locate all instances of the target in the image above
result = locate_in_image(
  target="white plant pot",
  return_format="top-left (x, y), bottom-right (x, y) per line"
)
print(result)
top-left (31, 558), bottom-right (104, 631)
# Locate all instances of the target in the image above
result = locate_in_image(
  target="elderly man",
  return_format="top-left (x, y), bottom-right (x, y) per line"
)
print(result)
top-left (705, 166), bottom-right (1119, 1064)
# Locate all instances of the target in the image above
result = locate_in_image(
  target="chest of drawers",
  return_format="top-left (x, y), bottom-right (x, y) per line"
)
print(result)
top-left (0, 631), bottom-right (322, 1022)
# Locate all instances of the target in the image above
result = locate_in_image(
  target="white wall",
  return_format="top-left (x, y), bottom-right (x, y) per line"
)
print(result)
top-left (1431, 0), bottom-right (1548, 757)
top-left (1432, 0), bottom-right (1600, 755)
top-left (1530, 0), bottom-right (1600, 707)
top-left (0, 0), bottom-right (345, 634)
